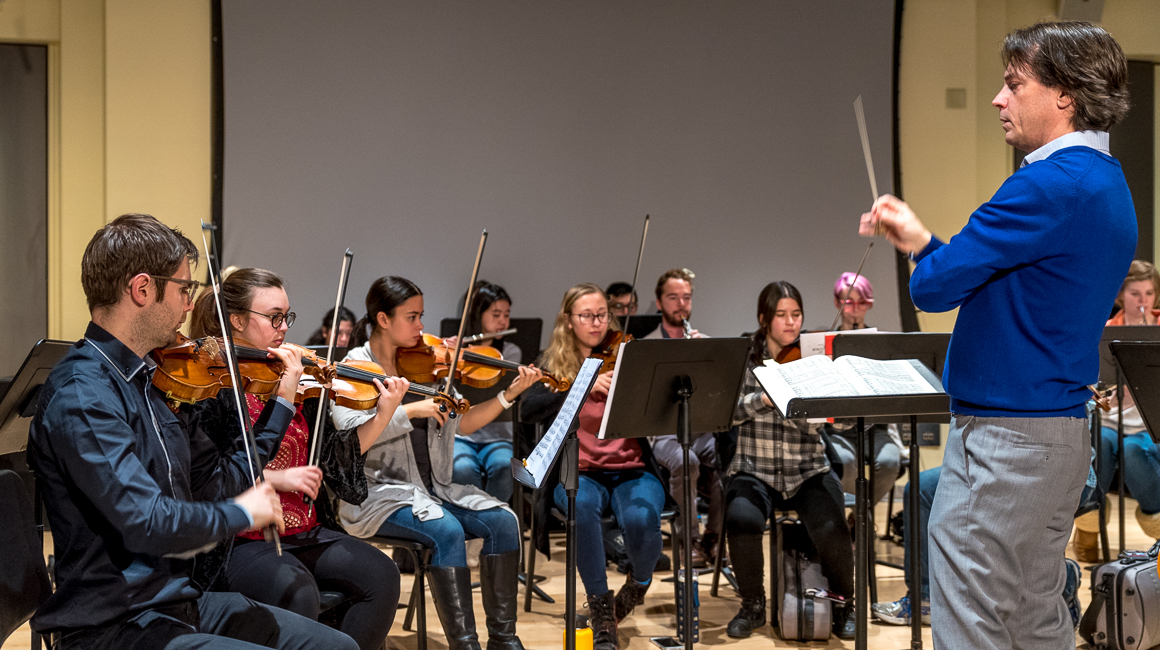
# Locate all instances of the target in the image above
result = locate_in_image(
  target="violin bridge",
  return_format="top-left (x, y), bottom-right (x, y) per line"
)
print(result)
top-left (200, 337), bottom-right (221, 359)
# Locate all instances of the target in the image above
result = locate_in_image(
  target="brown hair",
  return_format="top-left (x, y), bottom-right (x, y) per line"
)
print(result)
top-left (350, 276), bottom-right (423, 348)
top-left (540, 283), bottom-right (620, 381)
top-left (189, 267), bottom-right (284, 338)
top-left (1115, 260), bottom-right (1160, 311)
top-left (81, 214), bottom-right (199, 312)
top-left (654, 268), bottom-right (695, 301)
top-left (1001, 21), bottom-right (1129, 131)
top-left (750, 281), bottom-right (803, 365)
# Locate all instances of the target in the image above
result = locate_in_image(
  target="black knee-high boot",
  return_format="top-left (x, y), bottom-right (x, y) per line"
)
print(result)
top-left (479, 550), bottom-right (525, 650)
top-left (427, 565), bottom-right (482, 650)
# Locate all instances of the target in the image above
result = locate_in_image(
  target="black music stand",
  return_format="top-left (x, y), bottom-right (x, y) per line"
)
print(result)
top-left (1099, 327), bottom-right (1160, 555)
top-left (774, 356), bottom-right (946, 650)
top-left (0, 340), bottom-right (72, 650)
top-left (599, 338), bottom-right (750, 650)
top-left (511, 360), bottom-right (603, 650)
top-left (830, 333), bottom-right (950, 650)
top-left (616, 314), bottom-right (662, 340)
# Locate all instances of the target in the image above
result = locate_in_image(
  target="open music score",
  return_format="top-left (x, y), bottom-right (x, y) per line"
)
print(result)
top-left (512, 357), bottom-right (604, 489)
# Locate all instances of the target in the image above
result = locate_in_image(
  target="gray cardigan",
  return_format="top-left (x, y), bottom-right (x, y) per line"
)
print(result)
top-left (331, 342), bottom-right (514, 538)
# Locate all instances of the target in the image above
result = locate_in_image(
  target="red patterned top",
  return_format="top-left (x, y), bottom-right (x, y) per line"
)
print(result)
top-left (238, 394), bottom-right (317, 539)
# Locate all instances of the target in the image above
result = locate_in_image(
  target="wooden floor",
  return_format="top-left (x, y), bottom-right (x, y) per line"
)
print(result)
top-left (4, 496), bottom-right (1153, 650)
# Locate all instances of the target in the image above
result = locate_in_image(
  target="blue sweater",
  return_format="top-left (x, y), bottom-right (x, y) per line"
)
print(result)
top-left (911, 146), bottom-right (1136, 417)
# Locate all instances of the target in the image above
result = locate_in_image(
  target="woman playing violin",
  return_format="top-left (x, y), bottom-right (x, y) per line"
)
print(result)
top-left (331, 276), bottom-right (541, 650)
top-left (452, 281), bottom-right (522, 502)
top-left (186, 268), bottom-right (404, 650)
top-left (518, 283), bottom-right (666, 650)
top-left (723, 281), bottom-right (856, 639)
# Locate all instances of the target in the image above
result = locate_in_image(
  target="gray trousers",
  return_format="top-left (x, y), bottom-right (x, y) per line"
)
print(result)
top-left (651, 432), bottom-right (722, 540)
top-left (830, 426), bottom-right (901, 505)
top-left (929, 415), bottom-right (1088, 650)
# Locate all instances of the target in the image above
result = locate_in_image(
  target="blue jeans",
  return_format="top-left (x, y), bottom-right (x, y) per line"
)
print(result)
top-left (553, 469), bottom-right (665, 595)
top-left (1097, 427), bottom-right (1160, 514)
top-left (375, 502), bottom-right (519, 567)
top-left (902, 466), bottom-right (941, 602)
top-left (453, 438), bottom-right (514, 502)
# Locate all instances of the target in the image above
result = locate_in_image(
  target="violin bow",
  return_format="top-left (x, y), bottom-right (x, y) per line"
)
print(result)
top-left (200, 221), bottom-right (282, 556)
top-left (620, 215), bottom-right (650, 337)
top-left (443, 230), bottom-right (489, 403)
top-left (304, 249), bottom-right (354, 515)
top-left (828, 95), bottom-right (880, 333)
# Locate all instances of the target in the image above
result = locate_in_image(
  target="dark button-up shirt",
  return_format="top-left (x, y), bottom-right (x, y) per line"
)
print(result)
top-left (26, 323), bottom-right (293, 634)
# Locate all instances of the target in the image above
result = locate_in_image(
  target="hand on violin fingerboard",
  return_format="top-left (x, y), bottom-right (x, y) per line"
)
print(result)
top-left (267, 344), bottom-right (306, 403)
top-left (506, 366), bottom-right (544, 398)
top-left (590, 371), bottom-right (614, 397)
top-left (373, 377), bottom-right (409, 417)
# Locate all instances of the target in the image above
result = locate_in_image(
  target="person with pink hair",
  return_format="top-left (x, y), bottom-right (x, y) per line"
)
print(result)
top-left (833, 272), bottom-right (874, 330)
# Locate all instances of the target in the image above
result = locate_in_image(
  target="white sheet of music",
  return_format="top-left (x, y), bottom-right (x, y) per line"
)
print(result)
top-left (521, 357), bottom-right (604, 487)
top-left (754, 355), bottom-right (938, 417)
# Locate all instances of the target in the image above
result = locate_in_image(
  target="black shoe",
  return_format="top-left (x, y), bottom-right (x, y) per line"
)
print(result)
top-left (427, 565), bottom-right (483, 650)
top-left (614, 573), bottom-right (651, 621)
top-left (832, 602), bottom-right (856, 640)
top-left (587, 590), bottom-right (618, 650)
top-left (479, 550), bottom-right (525, 650)
top-left (726, 594), bottom-right (766, 638)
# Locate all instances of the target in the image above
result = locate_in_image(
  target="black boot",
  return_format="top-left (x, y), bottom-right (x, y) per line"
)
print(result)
top-left (479, 551), bottom-right (525, 650)
top-left (726, 593), bottom-right (766, 638)
top-left (587, 590), bottom-right (617, 650)
top-left (427, 566), bottom-right (482, 650)
top-left (832, 601), bottom-right (856, 640)
top-left (613, 573), bottom-right (651, 621)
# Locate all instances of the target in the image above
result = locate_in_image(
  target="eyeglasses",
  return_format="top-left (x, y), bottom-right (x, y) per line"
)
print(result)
top-left (572, 311), bottom-right (611, 324)
top-left (244, 309), bottom-right (296, 329)
top-left (842, 299), bottom-right (873, 308)
top-left (609, 300), bottom-right (636, 311)
top-left (149, 275), bottom-right (201, 301)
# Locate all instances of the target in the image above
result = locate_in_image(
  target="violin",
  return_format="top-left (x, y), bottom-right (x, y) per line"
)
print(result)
top-left (397, 333), bottom-right (571, 392)
top-left (590, 330), bottom-right (633, 374)
top-left (774, 337), bottom-right (802, 364)
top-left (152, 335), bottom-right (468, 414)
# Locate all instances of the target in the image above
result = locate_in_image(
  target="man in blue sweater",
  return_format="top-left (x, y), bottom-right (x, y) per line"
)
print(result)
top-left (860, 22), bottom-right (1135, 650)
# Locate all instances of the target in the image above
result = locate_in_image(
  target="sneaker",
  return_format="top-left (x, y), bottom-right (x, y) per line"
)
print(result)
top-left (871, 595), bottom-right (930, 626)
top-left (1063, 558), bottom-right (1081, 630)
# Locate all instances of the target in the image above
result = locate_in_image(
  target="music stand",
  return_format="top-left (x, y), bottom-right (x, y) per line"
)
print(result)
top-left (1099, 327), bottom-right (1160, 555)
top-left (599, 338), bottom-right (751, 650)
top-left (829, 332), bottom-right (949, 650)
top-left (616, 314), bottom-right (662, 340)
top-left (0, 339), bottom-right (71, 650)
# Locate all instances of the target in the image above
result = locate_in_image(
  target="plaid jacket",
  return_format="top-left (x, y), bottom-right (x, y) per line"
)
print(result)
top-left (727, 353), bottom-right (830, 498)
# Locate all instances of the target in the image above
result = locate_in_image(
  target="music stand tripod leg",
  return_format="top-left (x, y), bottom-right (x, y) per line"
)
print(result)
top-left (563, 431), bottom-right (580, 650)
top-left (908, 416), bottom-right (922, 650)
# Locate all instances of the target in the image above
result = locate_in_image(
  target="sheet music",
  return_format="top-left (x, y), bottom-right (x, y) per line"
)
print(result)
top-left (836, 356), bottom-right (937, 396)
top-left (520, 357), bottom-right (604, 487)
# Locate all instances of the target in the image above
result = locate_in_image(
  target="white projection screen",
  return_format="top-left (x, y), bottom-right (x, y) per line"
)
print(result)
top-left (221, 1), bottom-right (900, 346)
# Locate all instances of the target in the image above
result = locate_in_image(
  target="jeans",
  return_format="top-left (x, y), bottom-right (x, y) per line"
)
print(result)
top-left (453, 438), bottom-right (515, 502)
top-left (375, 502), bottom-right (520, 567)
top-left (1097, 426), bottom-right (1160, 514)
top-left (57, 591), bottom-right (359, 650)
top-left (902, 466), bottom-right (941, 602)
top-left (553, 469), bottom-right (665, 595)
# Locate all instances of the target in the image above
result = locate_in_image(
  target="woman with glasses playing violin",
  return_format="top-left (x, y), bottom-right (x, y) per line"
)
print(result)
top-left (331, 276), bottom-right (542, 650)
top-left (451, 281), bottom-right (521, 503)
top-left (823, 273), bottom-right (903, 510)
top-left (518, 283), bottom-right (666, 650)
top-left (184, 268), bottom-right (405, 650)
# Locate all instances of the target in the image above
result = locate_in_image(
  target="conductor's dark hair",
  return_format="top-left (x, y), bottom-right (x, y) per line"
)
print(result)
top-left (751, 281), bottom-right (803, 365)
top-left (1001, 21), bottom-right (1129, 131)
top-left (351, 276), bottom-right (423, 347)
top-left (81, 213), bottom-right (199, 312)
top-left (465, 281), bottom-right (512, 334)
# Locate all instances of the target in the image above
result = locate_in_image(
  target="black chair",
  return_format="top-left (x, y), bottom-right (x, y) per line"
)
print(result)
top-left (0, 469), bottom-right (52, 647)
top-left (365, 536), bottom-right (433, 650)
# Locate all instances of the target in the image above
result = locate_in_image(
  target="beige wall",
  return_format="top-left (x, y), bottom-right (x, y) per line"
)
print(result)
top-left (0, 0), bottom-right (209, 341)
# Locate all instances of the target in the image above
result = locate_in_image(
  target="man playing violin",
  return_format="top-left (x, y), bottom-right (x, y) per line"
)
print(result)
top-left (861, 22), bottom-right (1135, 650)
top-left (27, 214), bottom-right (357, 650)
top-left (642, 268), bottom-right (721, 566)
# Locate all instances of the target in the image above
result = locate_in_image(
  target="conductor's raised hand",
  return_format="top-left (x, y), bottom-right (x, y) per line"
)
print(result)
top-left (859, 194), bottom-right (932, 255)
top-left (235, 482), bottom-right (285, 533)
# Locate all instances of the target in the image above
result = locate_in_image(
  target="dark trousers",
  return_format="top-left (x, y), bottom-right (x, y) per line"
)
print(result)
top-left (57, 591), bottom-right (359, 650)
top-left (227, 528), bottom-right (399, 650)
top-left (725, 471), bottom-right (854, 600)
